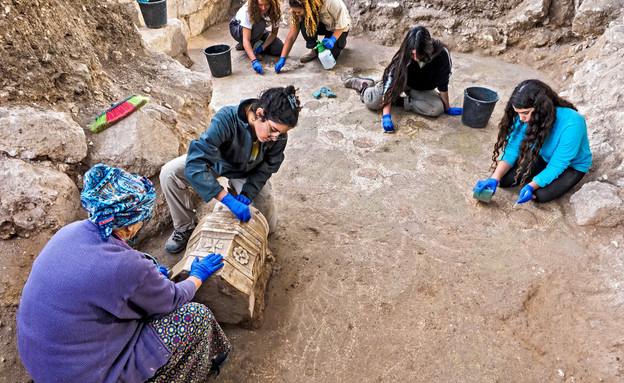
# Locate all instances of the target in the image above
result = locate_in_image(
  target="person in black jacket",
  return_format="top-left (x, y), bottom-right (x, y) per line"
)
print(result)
top-left (343, 26), bottom-right (462, 133)
top-left (160, 86), bottom-right (301, 253)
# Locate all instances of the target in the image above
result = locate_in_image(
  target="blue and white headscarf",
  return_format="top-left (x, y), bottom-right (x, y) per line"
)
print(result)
top-left (80, 164), bottom-right (155, 240)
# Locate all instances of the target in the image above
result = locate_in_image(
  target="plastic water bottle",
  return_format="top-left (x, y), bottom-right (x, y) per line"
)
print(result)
top-left (315, 40), bottom-right (336, 70)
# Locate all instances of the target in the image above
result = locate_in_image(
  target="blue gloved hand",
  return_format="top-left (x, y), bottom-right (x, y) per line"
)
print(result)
top-left (221, 193), bottom-right (251, 221)
top-left (516, 184), bottom-right (534, 204)
top-left (252, 60), bottom-right (263, 74)
top-left (254, 45), bottom-right (264, 55)
top-left (322, 36), bottom-right (337, 50)
top-left (156, 265), bottom-right (169, 278)
top-left (445, 107), bottom-right (463, 115)
top-left (234, 194), bottom-right (251, 205)
top-left (473, 178), bottom-right (499, 195)
top-left (189, 253), bottom-right (224, 282)
top-left (382, 114), bottom-right (395, 133)
top-left (275, 57), bottom-right (286, 73)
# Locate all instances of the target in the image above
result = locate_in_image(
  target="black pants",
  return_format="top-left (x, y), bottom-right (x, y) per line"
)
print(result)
top-left (299, 21), bottom-right (348, 60)
top-left (500, 156), bottom-right (586, 203)
top-left (229, 18), bottom-right (284, 56)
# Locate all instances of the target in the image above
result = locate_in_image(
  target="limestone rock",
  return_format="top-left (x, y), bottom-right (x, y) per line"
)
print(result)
top-left (138, 18), bottom-right (192, 67)
top-left (572, 0), bottom-right (624, 37)
top-left (187, 5), bottom-right (214, 37)
top-left (170, 204), bottom-right (274, 326)
top-left (148, 59), bottom-right (212, 125)
top-left (167, 0), bottom-right (232, 39)
top-left (86, 109), bottom-right (179, 178)
top-left (548, 0), bottom-right (575, 27)
top-left (168, 0), bottom-right (212, 17)
top-left (0, 106), bottom-right (87, 164)
top-left (118, 0), bottom-right (145, 27)
top-left (564, 21), bottom-right (624, 179)
top-left (0, 158), bottom-right (83, 239)
top-left (570, 181), bottom-right (624, 227)
top-left (504, 0), bottom-right (549, 29)
top-left (137, 180), bottom-right (172, 245)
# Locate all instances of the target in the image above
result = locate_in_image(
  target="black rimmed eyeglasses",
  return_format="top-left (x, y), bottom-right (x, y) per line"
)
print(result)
top-left (268, 133), bottom-right (288, 141)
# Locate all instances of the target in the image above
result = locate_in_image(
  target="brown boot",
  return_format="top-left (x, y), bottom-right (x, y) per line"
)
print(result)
top-left (300, 49), bottom-right (318, 63)
top-left (343, 76), bottom-right (375, 93)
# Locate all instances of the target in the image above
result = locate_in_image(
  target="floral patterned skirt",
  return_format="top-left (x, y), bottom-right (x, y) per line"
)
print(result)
top-left (146, 302), bottom-right (231, 383)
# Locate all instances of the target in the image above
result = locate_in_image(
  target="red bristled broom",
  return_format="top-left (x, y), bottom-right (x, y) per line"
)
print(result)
top-left (89, 94), bottom-right (149, 133)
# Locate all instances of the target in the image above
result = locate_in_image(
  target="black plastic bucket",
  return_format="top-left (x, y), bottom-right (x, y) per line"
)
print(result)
top-left (137, 0), bottom-right (167, 29)
top-left (461, 86), bottom-right (499, 128)
top-left (204, 45), bottom-right (233, 78)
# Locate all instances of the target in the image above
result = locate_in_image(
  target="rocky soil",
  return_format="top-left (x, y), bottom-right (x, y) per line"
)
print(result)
top-left (1, 0), bottom-right (623, 381)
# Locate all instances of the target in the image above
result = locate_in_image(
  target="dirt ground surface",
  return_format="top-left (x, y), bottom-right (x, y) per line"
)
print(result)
top-left (2, 14), bottom-right (624, 382)
top-left (138, 24), bottom-right (624, 382)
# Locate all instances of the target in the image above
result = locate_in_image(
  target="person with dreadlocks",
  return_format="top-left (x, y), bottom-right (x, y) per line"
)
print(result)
top-left (230, 0), bottom-right (283, 75)
top-left (161, 86), bottom-right (302, 253)
top-left (17, 164), bottom-right (231, 383)
top-left (343, 26), bottom-right (462, 133)
top-left (274, 0), bottom-right (351, 72)
top-left (473, 79), bottom-right (592, 205)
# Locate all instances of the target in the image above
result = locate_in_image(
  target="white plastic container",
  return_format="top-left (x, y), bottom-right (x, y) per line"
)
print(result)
top-left (317, 45), bottom-right (336, 70)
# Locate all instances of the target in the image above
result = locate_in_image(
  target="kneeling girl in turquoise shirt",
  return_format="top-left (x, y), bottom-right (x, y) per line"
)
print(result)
top-left (474, 79), bottom-right (592, 204)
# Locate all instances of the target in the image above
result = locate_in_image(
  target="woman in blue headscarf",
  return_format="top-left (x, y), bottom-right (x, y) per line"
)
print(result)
top-left (17, 164), bottom-right (231, 383)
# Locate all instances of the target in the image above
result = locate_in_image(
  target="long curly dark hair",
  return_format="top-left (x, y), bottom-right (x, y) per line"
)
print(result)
top-left (289, 0), bottom-right (324, 39)
top-left (491, 79), bottom-right (577, 185)
top-left (248, 0), bottom-right (282, 26)
top-left (381, 26), bottom-right (446, 105)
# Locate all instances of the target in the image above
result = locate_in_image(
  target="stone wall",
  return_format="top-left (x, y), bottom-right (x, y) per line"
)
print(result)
top-left (564, 19), bottom-right (624, 226)
top-left (345, 0), bottom-right (624, 55)
top-left (124, 0), bottom-right (234, 39)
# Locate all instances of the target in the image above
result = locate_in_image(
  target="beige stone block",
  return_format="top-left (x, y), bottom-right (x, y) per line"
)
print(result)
top-left (170, 204), bottom-right (274, 326)
top-left (117, 0), bottom-right (145, 27)
top-left (0, 107), bottom-right (87, 164)
top-left (188, 6), bottom-right (213, 37)
top-left (168, 0), bottom-right (212, 18)
top-left (138, 18), bottom-right (188, 59)
top-left (86, 109), bottom-right (180, 178)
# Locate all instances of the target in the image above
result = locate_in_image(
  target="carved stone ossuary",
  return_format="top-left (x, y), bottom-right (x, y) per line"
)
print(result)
top-left (170, 203), bottom-right (274, 325)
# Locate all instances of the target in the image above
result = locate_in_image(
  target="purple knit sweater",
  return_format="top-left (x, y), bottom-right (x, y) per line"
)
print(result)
top-left (17, 220), bottom-right (196, 383)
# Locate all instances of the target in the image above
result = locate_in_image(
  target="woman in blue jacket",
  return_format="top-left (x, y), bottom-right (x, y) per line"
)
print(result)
top-left (161, 86), bottom-right (301, 253)
top-left (473, 79), bottom-right (592, 204)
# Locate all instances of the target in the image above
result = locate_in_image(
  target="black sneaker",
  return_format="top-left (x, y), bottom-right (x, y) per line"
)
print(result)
top-left (207, 351), bottom-right (231, 379)
top-left (393, 96), bottom-right (404, 108)
top-left (234, 42), bottom-right (244, 51)
top-left (164, 228), bottom-right (194, 254)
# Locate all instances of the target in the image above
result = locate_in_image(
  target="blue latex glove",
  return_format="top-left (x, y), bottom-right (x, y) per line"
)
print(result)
top-left (275, 57), bottom-right (286, 73)
top-left (252, 60), bottom-right (263, 74)
top-left (254, 45), bottom-right (264, 55)
top-left (516, 184), bottom-right (534, 204)
top-left (322, 36), bottom-right (337, 50)
top-left (221, 193), bottom-right (251, 221)
top-left (156, 265), bottom-right (169, 278)
top-left (382, 114), bottom-right (395, 133)
top-left (189, 253), bottom-right (224, 282)
top-left (473, 178), bottom-right (498, 195)
top-left (445, 107), bottom-right (463, 115)
top-left (234, 194), bottom-right (251, 205)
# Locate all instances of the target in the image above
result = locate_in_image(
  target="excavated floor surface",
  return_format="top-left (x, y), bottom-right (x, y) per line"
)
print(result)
top-left (141, 23), bottom-right (624, 383)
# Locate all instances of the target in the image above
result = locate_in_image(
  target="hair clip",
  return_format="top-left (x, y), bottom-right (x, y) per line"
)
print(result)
top-left (287, 94), bottom-right (299, 109)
